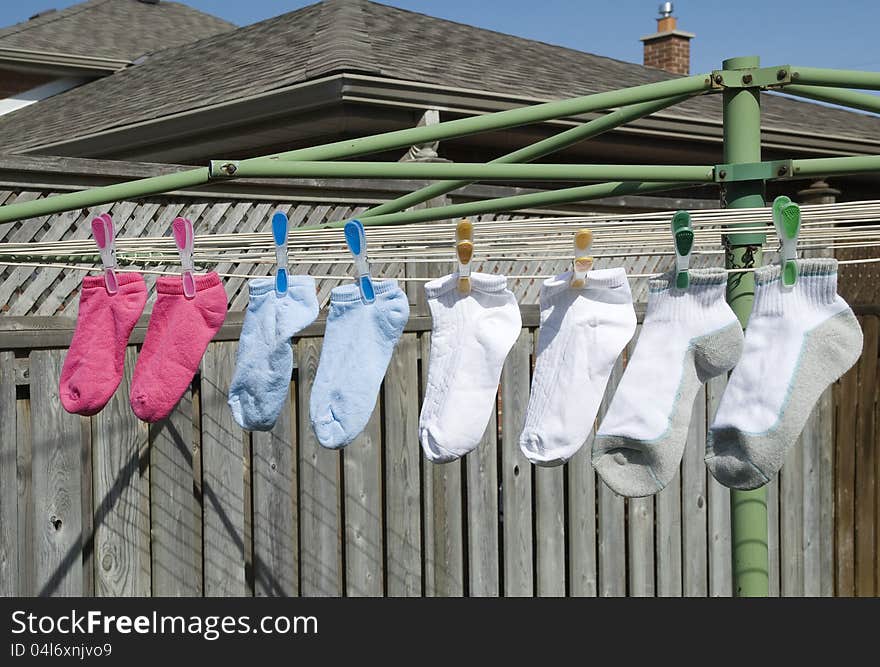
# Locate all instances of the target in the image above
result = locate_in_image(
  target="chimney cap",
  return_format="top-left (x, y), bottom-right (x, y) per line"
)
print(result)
top-left (659, 2), bottom-right (674, 18)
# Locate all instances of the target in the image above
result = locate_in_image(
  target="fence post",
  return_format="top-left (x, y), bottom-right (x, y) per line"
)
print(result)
top-left (721, 55), bottom-right (770, 597)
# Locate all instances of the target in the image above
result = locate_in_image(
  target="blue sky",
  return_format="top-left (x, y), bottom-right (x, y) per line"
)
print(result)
top-left (2, 0), bottom-right (879, 75)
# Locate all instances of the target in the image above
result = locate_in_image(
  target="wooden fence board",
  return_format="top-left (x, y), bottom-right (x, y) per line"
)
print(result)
top-left (466, 405), bottom-right (500, 597)
top-left (834, 365), bottom-right (858, 596)
top-left (383, 334), bottom-right (422, 596)
top-left (149, 385), bottom-right (201, 596)
top-left (0, 351), bottom-right (17, 596)
top-left (201, 341), bottom-right (249, 596)
top-left (535, 465), bottom-right (566, 597)
top-left (252, 390), bottom-right (298, 597)
top-left (296, 338), bottom-right (342, 596)
top-left (30, 349), bottom-right (83, 596)
top-left (801, 401), bottom-right (823, 597)
top-left (598, 358), bottom-right (626, 597)
top-left (706, 374), bottom-right (732, 597)
top-left (682, 386), bottom-right (708, 596)
top-left (500, 331), bottom-right (533, 597)
top-left (781, 436), bottom-right (805, 597)
top-left (16, 391), bottom-right (33, 595)
top-left (343, 398), bottom-right (384, 597)
top-left (817, 387), bottom-right (835, 597)
top-left (855, 315), bottom-right (878, 596)
top-left (627, 496), bottom-right (654, 597)
top-left (567, 446), bottom-right (597, 597)
top-left (92, 347), bottom-right (150, 596)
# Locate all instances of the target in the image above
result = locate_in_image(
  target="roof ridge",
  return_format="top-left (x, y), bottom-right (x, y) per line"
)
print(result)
top-left (305, 0), bottom-right (379, 78)
top-left (0, 0), bottom-right (110, 41)
top-left (363, 0), bottom-right (668, 78)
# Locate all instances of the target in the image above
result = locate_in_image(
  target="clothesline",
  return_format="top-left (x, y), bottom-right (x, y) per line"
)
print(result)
top-left (2, 256), bottom-right (878, 282)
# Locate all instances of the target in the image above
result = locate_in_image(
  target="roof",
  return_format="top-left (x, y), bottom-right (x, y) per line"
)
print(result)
top-left (0, 0), bottom-right (877, 154)
top-left (0, 0), bottom-right (235, 63)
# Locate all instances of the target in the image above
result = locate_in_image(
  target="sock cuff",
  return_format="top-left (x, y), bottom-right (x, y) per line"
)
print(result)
top-left (82, 272), bottom-right (144, 290)
top-left (330, 279), bottom-right (400, 304)
top-left (247, 274), bottom-right (316, 297)
top-left (156, 272), bottom-right (221, 295)
top-left (540, 267), bottom-right (630, 301)
top-left (646, 268), bottom-right (728, 321)
top-left (753, 258), bottom-right (839, 314)
top-left (424, 272), bottom-right (508, 298)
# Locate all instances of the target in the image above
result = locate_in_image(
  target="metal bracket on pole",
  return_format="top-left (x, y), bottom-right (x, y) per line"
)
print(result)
top-left (710, 64), bottom-right (793, 89)
top-left (208, 160), bottom-right (241, 179)
top-left (715, 159), bottom-right (794, 182)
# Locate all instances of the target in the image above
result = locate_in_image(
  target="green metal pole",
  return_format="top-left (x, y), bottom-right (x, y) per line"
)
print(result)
top-left (787, 66), bottom-right (880, 90)
top-left (224, 161), bottom-right (715, 182)
top-left (362, 94), bottom-right (695, 218)
top-left (723, 56), bottom-right (769, 598)
top-left (782, 84), bottom-right (880, 115)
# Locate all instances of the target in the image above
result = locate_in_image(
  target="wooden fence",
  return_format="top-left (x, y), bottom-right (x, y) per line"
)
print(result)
top-left (3, 305), bottom-right (865, 598)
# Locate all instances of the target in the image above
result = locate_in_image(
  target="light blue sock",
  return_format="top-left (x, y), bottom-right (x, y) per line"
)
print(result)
top-left (228, 276), bottom-right (319, 431)
top-left (310, 279), bottom-right (409, 449)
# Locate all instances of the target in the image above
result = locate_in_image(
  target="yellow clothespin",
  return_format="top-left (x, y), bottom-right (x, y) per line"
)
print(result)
top-left (456, 219), bottom-right (474, 294)
top-left (570, 228), bottom-right (593, 289)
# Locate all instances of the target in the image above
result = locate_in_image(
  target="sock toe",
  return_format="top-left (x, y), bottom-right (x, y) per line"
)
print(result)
top-left (312, 414), bottom-right (350, 449)
top-left (519, 433), bottom-right (571, 467)
top-left (592, 449), bottom-right (666, 498)
top-left (420, 427), bottom-right (469, 463)
top-left (705, 428), bottom-right (771, 490)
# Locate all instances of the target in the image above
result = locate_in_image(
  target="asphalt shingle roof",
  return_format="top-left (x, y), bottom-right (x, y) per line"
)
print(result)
top-left (0, 0), bottom-right (877, 154)
top-left (0, 0), bottom-right (235, 62)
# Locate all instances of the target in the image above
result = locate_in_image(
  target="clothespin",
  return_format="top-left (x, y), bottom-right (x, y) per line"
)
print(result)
top-left (91, 213), bottom-right (118, 295)
top-left (272, 211), bottom-right (289, 296)
top-left (344, 219), bottom-right (375, 304)
top-left (455, 219), bottom-right (474, 294)
top-left (772, 195), bottom-right (801, 287)
top-left (172, 217), bottom-right (197, 299)
top-left (570, 228), bottom-right (593, 289)
top-left (671, 210), bottom-right (693, 290)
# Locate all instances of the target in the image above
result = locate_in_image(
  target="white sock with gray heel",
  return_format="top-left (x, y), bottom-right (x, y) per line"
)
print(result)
top-left (706, 258), bottom-right (863, 490)
top-left (593, 268), bottom-right (743, 498)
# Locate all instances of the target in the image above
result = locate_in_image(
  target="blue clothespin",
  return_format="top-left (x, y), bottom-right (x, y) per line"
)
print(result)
top-left (91, 213), bottom-right (118, 295)
top-left (772, 195), bottom-right (801, 287)
top-left (344, 219), bottom-right (375, 304)
top-left (272, 211), bottom-right (289, 296)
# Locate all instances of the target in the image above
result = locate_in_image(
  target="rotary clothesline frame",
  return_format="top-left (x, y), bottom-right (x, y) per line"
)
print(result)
top-left (1, 55), bottom-right (879, 597)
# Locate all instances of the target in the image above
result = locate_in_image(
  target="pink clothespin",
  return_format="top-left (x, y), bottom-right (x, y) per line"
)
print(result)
top-left (91, 213), bottom-right (118, 294)
top-left (172, 217), bottom-right (197, 299)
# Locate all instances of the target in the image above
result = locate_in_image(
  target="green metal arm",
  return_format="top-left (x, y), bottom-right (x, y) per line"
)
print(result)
top-left (214, 161), bottom-right (715, 183)
top-left (329, 181), bottom-right (698, 229)
top-left (781, 84), bottom-right (880, 115)
top-left (787, 66), bottom-right (880, 90)
top-left (361, 94), bottom-right (696, 218)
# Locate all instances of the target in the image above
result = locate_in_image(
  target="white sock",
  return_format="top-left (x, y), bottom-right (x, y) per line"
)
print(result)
top-left (419, 272), bottom-right (521, 463)
top-left (706, 258), bottom-right (862, 489)
top-left (519, 268), bottom-right (636, 466)
top-left (593, 268), bottom-right (744, 497)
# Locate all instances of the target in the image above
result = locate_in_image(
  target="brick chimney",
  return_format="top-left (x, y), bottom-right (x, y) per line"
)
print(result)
top-left (640, 2), bottom-right (694, 75)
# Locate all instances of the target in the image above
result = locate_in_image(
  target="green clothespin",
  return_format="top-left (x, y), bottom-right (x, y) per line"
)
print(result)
top-left (671, 210), bottom-right (693, 290)
top-left (772, 195), bottom-right (801, 287)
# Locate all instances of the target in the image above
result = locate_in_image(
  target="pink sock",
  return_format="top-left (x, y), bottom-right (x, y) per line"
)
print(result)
top-left (130, 272), bottom-right (228, 422)
top-left (60, 273), bottom-right (148, 416)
